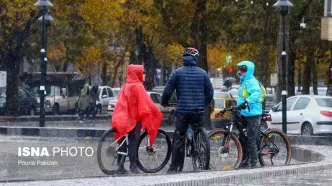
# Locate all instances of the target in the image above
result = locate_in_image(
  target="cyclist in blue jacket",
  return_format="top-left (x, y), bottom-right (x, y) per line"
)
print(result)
top-left (161, 47), bottom-right (214, 173)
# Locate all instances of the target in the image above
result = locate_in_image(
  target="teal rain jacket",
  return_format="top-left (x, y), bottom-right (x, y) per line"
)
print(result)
top-left (237, 61), bottom-right (263, 117)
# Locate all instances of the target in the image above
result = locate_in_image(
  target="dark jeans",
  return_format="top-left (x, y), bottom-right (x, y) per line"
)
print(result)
top-left (239, 116), bottom-right (261, 166)
top-left (169, 112), bottom-right (204, 171)
top-left (118, 122), bottom-right (141, 167)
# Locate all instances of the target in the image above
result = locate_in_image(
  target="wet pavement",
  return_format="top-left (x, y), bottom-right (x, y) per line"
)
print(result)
top-left (223, 145), bottom-right (332, 186)
top-left (0, 135), bottom-right (323, 185)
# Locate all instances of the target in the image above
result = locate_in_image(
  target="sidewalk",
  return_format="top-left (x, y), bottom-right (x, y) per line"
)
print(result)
top-left (0, 145), bottom-right (331, 186)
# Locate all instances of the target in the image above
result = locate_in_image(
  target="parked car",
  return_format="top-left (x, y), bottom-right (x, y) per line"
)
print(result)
top-left (0, 87), bottom-right (38, 115)
top-left (107, 91), bottom-right (176, 124)
top-left (214, 91), bottom-right (233, 99)
top-left (111, 87), bottom-right (121, 97)
top-left (210, 97), bottom-right (237, 128)
top-left (267, 95), bottom-right (332, 136)
top-left (29, 82), bottom-right (80, 114)
top-left (151, 86), bottom-right (165, 93)
top-left (264, 94), bottom-right (276, 111)
top-left (96, 86), bottom-right (116, 113)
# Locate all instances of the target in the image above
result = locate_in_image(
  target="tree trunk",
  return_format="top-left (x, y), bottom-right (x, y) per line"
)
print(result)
top-left (327, 57), bottom-right (332, 96)
top-left (143, 44), bottom-right (156, 90)
top-left (312, 59), bottom-right (318, 95)
top-left (260, 4), bottom-right (272, 86)
top-left (5, 55), bottom-right (20, 116)
top-left (191, 0), bottom-right (208, 72)
top-left (101, 60), bottom-right (108, 86)
top-left (110, 60), bottom-right (121, 87)
top-left (136, 26), bottom-right (143, 65)
top-left (302, 47), bottom-right (314, 95)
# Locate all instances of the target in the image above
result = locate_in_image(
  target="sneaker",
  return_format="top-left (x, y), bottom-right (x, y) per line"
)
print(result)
top-left (117, 167), bottom-right (129, 174)
top-left (167, 166), bottom-right (178, 174)
top-left (129, 165), bottom-right (141, 174)
top-left (241, 163), bottom-right (256, 169)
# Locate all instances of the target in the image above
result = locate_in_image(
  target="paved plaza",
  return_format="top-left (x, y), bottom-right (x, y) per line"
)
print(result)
top-left (0, 134), bottom-right (331, 185)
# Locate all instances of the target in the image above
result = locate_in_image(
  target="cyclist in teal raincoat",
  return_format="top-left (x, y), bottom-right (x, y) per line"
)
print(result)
top-left (237, 60), bottom-right (262, 168)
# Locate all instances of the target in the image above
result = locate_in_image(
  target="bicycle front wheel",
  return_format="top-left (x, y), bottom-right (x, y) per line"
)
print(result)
top-left (259, 128), bottom-right (291, 166)
top-left (192, 128), bottom-right (210, 171)
top-left (208, 129), bottom-right (243, 170)
top-left (136, 129), bottom-right (172, 173)
top-left (97, 128), bottom-right (126, 175)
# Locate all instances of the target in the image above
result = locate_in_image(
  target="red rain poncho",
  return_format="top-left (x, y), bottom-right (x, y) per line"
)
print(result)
top-left (111, 65), bottom-right (163, 146)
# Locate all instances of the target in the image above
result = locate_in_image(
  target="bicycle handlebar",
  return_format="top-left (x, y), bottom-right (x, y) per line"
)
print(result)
top-left (219, 106), bottom-right (242, 114)
top-left (220, 103), bottom-right (250, 114)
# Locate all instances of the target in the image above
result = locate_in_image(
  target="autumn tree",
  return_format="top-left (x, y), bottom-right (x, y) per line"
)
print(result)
top-left (0, 1), bottom-right (38, 116)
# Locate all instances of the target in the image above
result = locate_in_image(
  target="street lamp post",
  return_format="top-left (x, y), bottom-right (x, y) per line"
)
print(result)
top-left (273, 0), bottom-right (293, 134)
top-left (34, 0), bottom-right (53, 127)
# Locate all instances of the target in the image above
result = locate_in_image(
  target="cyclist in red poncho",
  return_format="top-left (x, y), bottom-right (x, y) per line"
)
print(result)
top-left (111, 64), bottom-right (163, 174)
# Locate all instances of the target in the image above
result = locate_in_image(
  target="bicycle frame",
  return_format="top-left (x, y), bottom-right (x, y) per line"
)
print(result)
top-left (185, 123), bottom-right (197, 157)
top-left (115, 134), bottom-right (129, 156)
top-left (220, 108), bottom-right (280, 156)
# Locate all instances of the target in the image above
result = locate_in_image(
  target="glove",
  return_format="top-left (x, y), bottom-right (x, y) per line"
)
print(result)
top-left (239, 101), bottom-right (248, 110)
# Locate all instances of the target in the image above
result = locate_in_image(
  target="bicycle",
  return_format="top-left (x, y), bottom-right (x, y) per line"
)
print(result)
top-left (208, 105), bottom-right (291, 170)
top-left (168, 107), bottom-right (210, 171)
top-left (97, 127), bottom-right (172, 175)
top-left (183, 122), bottom-right (210, 171)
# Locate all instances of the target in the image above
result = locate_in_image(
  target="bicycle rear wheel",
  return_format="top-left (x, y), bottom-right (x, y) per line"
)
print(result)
top-left (208, 129), bottom-right (243, 170)
top-left (259, 128), bottom-right (291, 166)
top-left (97, 128), bottom-right (126, 175)
top-left (136, 129), bottom-right (172, 173)
top-left (192, 128), bottom-right (210, 171)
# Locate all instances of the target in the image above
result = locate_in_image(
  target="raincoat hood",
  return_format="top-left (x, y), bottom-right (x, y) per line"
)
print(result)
top-left (183, 56), bottom-right (197, 66)
top-left (126, 65), bottom-right (144, 83)
top-left (237, 61), bottom-right (255, 84)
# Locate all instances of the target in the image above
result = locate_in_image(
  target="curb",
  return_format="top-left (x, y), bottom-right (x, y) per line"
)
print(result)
top-left (0, 126), bottom-right (107, 138)
top-left (0, 126), bottom-right (174, 138)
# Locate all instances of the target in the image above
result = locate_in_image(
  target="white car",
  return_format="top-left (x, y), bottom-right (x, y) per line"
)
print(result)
top-left (214, 91), bottom-right (233, 99)
top-left (94, 86), bottom-right (116, 113)
top-left (111, 87), bottom-right (121, 97)
top-left (108, 91), bottom-right (176, 124)
top-left (267, 95), bottom-right (332, 135)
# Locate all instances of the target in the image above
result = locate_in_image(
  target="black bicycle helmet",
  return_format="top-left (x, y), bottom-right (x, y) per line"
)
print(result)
top-left (182, 47), bottom-right (199, 57)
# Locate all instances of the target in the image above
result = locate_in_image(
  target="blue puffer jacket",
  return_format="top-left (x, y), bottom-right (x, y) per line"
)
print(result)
top-left (161, 56), bottom-right (214, 113)
top-left (237, 61), bottom-right (262, 117)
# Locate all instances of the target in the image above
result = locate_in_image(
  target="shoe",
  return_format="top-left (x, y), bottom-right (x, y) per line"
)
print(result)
top-left (117, 166), bottom-right (129, 174)
top-left (241, 163), bottom-right (256, 169)
top-left (167, 166), bottom-right (178, 174)
top-left (129, 165), bottom-right (141, 174)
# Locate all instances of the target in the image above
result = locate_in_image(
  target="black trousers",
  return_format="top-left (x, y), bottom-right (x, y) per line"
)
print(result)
top-left (118, 122), bottom-right (141, 167)
top-left (239, 116), bottom-right (261, 166)
top-left (170, 112), bottom-right (204, 171)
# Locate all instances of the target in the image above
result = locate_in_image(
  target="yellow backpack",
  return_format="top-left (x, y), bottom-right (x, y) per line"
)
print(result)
top-left (242, 80), bottom-right (266, 103)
